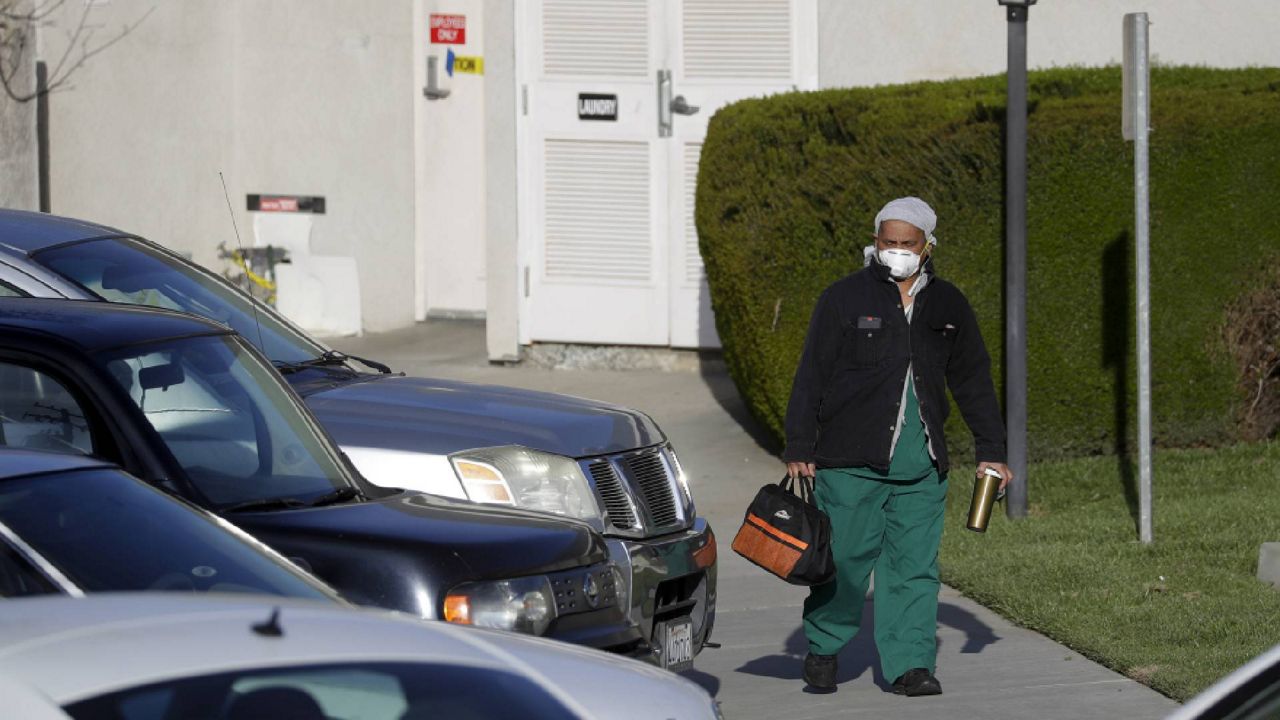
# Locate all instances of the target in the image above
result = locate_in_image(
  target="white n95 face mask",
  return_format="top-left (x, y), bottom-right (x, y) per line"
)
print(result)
top-left (877, 248), bottom-right (922, 279)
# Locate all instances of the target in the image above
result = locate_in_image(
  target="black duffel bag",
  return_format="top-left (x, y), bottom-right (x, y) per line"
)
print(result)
top-left (731, 475), bottom-right (834, 586)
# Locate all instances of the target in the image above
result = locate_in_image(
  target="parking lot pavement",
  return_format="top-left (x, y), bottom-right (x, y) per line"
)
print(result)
top-left (331, 320), bottom-right (1180, 720)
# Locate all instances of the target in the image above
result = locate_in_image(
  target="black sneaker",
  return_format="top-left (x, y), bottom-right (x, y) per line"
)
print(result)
top-left (803, 653), bottom-right (838, 692)
top-left (892, 668), bottom-right (942, 696)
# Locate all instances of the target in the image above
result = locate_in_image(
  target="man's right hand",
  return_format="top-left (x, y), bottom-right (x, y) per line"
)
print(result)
top-left (786, 461), bottom-right (816, 480)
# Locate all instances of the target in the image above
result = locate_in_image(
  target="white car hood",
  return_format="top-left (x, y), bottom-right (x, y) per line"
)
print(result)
top-left (0, 594), bottom-right (716, 720)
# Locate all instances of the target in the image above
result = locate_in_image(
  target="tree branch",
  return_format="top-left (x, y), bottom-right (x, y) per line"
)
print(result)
top-left (0, 0), bottom-right (152, 104)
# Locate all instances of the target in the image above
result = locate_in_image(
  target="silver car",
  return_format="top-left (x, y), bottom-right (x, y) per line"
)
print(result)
top-left (0, 208), bottom-right (717, 671)
top-left (0, 594), bottom-right (722, 719)
top-left (1164, 643), bottom-right (1280, 720)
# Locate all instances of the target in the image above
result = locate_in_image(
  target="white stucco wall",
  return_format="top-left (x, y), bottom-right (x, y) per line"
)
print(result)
top-left (0, 77), bottom-right (37, 213)
top-left (230, 1), bottom-right (416, 333)
top-left (43, 0), bottom-right (234, 269)
top-left (483, 0), bottom-right (518, 361)
top-left (42, 0), bottom-right (416, 333)
top-left (414, 0), bottom-right (488, 318)
top-left (0, 0), bottom-right (37, 211)
top-left (818, 0), bottom-right (1280, 89)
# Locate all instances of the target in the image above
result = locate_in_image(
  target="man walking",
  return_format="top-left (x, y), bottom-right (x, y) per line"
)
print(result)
top-left (783, 197), bottom-right (1010, 696)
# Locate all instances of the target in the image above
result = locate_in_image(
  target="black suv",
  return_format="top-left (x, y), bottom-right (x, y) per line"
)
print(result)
top-left (0, 298), bottom-right (638, 651)
top-left (0, 209), bottom-right (717, 670)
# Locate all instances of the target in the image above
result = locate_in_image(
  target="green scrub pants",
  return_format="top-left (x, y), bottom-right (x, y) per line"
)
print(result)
top-left (802, 466), bottom-right (948, 683)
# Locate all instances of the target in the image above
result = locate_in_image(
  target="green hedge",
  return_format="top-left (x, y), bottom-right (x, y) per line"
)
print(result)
top-left (696, 67), bottom-right (1280, 462)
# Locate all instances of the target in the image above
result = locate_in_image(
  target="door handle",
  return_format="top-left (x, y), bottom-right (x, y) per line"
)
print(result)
top-left (658, 70), bottom-right (699, 137)
top-left (657, 69), bottom-right (673, 137)
top-left (670, 95), bottom-right (700, 116)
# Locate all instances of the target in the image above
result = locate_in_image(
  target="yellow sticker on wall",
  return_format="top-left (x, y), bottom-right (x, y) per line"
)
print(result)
top-left (453, 55), bottom-right (484, 75)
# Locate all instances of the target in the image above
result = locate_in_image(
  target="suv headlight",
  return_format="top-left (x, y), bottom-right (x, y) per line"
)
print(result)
top-left (443, 576), bottom-right (554, 636)
top-left (449, 446), bottom-right (598, 521)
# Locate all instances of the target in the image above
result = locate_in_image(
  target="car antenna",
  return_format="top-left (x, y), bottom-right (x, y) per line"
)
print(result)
top-left (219, 171), bottom-right (267, 353)
top-left (251, 606), bottom-right (285, 638)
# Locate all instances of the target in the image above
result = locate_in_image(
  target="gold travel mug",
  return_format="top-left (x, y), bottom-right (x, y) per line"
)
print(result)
top-left (966, 467), bottom-right (1004, 533)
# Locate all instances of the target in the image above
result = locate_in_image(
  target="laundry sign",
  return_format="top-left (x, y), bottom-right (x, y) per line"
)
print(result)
top-left (577, 93), bottom-right (618, 121)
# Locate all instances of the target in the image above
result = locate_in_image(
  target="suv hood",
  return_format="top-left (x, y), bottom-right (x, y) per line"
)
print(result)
top-left (302, 375), bottom-right (665, 458)
top-left (231, 491), bottom-right (608, 578)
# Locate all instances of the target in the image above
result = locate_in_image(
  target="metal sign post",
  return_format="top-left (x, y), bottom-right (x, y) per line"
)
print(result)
top-left (999, 0), bottom-right (1034, 519)
top-left (1123, 12), bottom-right (1154, 544)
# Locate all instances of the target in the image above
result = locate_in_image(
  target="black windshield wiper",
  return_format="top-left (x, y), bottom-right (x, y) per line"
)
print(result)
top-left (273, 351), bottom-right (350, 375)
top-left (274, 350), bottom-right (392, 375)
top-left (306, 486), bottom-right (365, 507)
top-left (341, 352), bottom-right (393, 374)
top-left (221, 496), bottom-right (309, 514)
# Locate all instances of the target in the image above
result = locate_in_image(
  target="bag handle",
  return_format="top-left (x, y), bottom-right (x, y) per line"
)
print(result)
top-left (779, 474), bottom-right (817, 504)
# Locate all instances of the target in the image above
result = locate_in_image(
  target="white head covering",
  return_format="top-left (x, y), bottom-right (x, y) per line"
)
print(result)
top-left (864, 198), bottom-right (938, 297)
top-left (874, 196), bottom-right (938, 247)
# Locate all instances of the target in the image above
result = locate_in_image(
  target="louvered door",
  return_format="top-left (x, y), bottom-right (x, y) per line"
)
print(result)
top-left (666, 0), bottom-right (813, 348)
top-left (520, 0), bottom-right (814, 347)
top-left (523, 0), bottom-right (669, 345)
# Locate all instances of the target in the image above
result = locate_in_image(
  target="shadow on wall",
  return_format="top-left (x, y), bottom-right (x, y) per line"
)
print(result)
top-left (1101, 232), bottom-right (1138, 528)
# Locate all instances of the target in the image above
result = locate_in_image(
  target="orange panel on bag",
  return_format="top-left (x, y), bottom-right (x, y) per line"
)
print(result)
top-left (732, 522), bottom-right (802, 578)
top-left (745, 513), bottom-right (808, 550)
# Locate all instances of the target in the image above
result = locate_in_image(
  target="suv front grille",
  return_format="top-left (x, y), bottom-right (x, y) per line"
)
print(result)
top-left (583, 447), bottom-right (687, 537)
top-left (626, 452), bottom-right (679, 527)
top-left (587, 460), bottom-right (638, 530)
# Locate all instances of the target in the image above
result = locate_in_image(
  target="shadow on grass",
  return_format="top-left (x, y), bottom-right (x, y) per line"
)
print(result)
top-left (731, 599), bottom-right (1000, 691)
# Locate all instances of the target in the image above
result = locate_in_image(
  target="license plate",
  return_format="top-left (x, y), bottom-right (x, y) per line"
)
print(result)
top-left (656, 617), bottom-right (695, 672)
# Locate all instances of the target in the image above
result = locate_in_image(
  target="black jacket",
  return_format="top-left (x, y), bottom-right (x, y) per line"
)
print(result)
top-left (782, 258), bottom-right (1006, 473)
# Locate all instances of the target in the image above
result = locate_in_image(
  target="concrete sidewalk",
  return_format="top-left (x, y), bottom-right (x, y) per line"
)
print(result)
top-left (329, 320), bottom-right (1179, 720)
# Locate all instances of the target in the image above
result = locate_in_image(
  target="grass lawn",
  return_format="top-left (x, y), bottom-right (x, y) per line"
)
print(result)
top-left (939, 440), bottom-right (1280, 702)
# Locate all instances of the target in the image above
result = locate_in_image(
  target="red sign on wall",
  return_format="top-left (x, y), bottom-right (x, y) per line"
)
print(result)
top-left (259, 197), bottom-right (299, 212)
top-left (430, 14), bottom-right (466, 44)
top-left (247, 194), bottom-right (326, 214)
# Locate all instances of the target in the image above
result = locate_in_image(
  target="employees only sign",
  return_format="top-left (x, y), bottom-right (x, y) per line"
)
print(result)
top-left (430, 14), bottom-right (465, 44)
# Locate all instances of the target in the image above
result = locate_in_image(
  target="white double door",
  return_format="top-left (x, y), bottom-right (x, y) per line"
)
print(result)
top-left (519, 0), bottom-right (815, 347)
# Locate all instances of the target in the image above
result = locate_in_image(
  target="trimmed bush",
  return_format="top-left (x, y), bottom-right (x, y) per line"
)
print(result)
top-left (696, 67), bottom-right (1280, 462)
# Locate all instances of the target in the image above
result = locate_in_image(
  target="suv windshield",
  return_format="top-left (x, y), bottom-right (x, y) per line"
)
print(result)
top-left (98, 334), bottom-right (355, 509)
top-left (34, 237), bottom-right (325, 365)
top-left (0, 468), bottom-right (337, 599)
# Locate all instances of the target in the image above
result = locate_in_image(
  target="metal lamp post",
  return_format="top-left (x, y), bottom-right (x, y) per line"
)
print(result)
top-left (998, 0), bottom-right (1034, 519)
top-left (1123, 12), bottom-right (1154, 544)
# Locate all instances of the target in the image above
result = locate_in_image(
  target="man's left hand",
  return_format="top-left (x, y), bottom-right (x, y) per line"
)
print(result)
top-left (977, 461), bottom-right (1013, 492)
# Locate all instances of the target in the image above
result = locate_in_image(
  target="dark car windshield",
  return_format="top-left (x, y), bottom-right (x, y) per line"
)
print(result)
top-left (34, 237), bottom-right (325, 365)
top-left (0, 467), bottom-right (337, 599)
top-left (65, 662), bottom-right (572, 720)
top-left (97, 334), bottom-right (355, 509)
